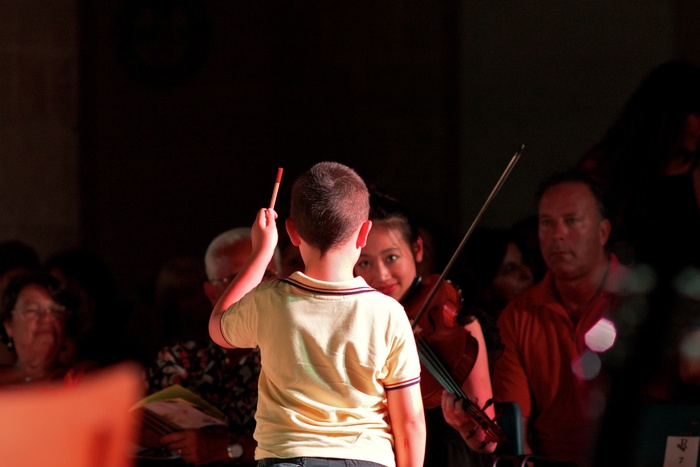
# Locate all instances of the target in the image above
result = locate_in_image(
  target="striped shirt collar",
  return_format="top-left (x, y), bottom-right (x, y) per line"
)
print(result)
top-left (282, 271), bottom-right (377, 296)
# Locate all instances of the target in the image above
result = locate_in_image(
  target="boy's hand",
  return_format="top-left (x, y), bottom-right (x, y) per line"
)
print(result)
top-left (251, 208), bottom-right (278, 259)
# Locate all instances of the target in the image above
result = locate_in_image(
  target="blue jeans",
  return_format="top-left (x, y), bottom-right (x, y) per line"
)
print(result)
top-left (257, 458), bottom-right (386, 467)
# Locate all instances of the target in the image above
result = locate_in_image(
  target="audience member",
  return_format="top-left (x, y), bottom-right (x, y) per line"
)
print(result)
top-left (492, 171), bottom-right (626, 465)
top-left (0, 240), bottom-right (41, 366)
top-left (0, 271), bottom-right (94, 386)
top-left (153, 256), bottom-right (212, 350)
top-left (460, 227), bottom-right (534, 365)
top-left (354, 190), bottom-right (497, 466)
top-left (462, 227), bottom-right (534, 316)
top-left (577, 60), bottom-right (700, 275)
top-left (576, 60), bottom-right (700, 413)
top-left (45, 248), bottom-right (143, 366)
top-left (146, 227), bottom-right (279, 466)
top-left (210, 162), bottom-right (426, 467)
top-left (510, 215), bottom-right (547, 283)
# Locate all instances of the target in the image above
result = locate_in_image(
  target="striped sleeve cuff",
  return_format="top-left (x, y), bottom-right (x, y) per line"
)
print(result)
top-left (384, 376), bottom-right (421, 391)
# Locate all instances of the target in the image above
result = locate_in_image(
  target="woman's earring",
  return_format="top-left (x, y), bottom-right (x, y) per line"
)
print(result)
top-left (6, 339), bottom-right (14, 350)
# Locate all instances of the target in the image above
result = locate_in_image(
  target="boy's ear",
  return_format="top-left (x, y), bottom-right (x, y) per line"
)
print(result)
top-left (286, 219), bottom-right (301, 247)
top-left (356, 220), bottom-right (372, 248)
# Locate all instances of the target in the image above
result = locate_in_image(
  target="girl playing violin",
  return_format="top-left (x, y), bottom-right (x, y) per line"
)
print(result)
top-left (354, 190), bottom-right (497, 467)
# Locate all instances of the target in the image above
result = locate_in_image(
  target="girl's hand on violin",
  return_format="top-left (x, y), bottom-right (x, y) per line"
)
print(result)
top-left (252, 208), bottom-right (278, 258)
top-left (441, 390), bottom-right (496, 452)
top-left (441, 390), bottom-right (473, 432)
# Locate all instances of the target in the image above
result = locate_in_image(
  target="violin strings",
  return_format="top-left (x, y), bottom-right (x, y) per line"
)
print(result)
top-left (417, 338), bottom-right (505, 443)
top-left (417, 340), bottom-right (492, 429)
top-left (417, 338), bottom-right (467, 397)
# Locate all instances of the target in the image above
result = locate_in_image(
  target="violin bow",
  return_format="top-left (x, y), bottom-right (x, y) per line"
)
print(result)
top-left (411, 144), bottom-right (524, 446)
top-left (410, 144), bottom-right (525, 329)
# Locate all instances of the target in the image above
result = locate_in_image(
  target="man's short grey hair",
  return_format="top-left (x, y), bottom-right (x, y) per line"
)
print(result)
top-left (204, 227), bottom-right (281, 278)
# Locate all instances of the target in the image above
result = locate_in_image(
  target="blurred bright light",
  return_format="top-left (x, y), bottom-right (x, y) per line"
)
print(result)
top-left (572, 350), bottom-right (601, 380)
top-left (674, 267), bottom-right (700, 300)
top-left (619, 263), bottom-right (656, 295)
top-left (585, 318), bottom-right (617, 352)
top-left (680, 329), bottom-right (700, 359)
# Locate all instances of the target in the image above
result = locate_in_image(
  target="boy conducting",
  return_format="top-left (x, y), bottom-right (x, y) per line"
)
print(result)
top-left (209, 162), bottom-right (426, 467)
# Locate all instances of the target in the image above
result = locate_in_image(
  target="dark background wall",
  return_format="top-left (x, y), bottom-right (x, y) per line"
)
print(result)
top-left (2, 0), bottom-right (700, 299)
top-left (79, 1), bottom-right (465, 292)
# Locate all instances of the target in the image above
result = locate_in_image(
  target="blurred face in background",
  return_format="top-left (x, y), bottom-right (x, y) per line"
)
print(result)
top-left (204, 239), bottom-right (279, 306)
top-left (5, 284), bottom-right (69, 362)
top-left (491, 242), bottom-right (533, 307)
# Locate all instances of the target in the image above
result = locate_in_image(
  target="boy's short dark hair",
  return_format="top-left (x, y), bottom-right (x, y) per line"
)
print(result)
top-left (290, 161), bottom-right (369, 254)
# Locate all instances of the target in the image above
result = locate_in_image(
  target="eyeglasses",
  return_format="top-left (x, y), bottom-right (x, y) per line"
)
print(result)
top-left (208, 270), bottom-right (279, 285)
top-left (208, 275), bottom-right (234, 285)
top-left (12, 306), bottom-right (71, 320)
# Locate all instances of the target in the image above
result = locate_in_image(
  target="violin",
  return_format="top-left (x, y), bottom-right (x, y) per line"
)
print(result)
top-left (403, 275), bottom-right (505, 446)
top-left (403, 145), bottom-right (524, 447)
top-left (402, 275), bottom-right (477, 407)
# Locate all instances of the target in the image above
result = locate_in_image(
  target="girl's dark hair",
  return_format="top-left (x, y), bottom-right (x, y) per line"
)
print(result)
top-left (367, 188), bottom-right (421, 247)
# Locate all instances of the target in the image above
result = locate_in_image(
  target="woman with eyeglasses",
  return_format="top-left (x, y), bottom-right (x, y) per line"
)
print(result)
top-left (0, 271), bottom-right (88, 385)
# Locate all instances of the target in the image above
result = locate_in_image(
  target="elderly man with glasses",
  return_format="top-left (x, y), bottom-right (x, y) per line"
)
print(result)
top-left (146, 227), bottom-right (281, 466)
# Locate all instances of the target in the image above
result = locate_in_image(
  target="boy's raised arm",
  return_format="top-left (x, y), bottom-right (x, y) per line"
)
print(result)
top-left (209, 208), bottom-right (278, 347)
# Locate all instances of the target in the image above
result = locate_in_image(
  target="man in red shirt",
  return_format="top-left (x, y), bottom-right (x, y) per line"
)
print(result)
top-left (493, 171), bottom-right (625, 465)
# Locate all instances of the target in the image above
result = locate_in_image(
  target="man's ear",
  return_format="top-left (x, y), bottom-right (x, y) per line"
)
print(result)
top-left (599, 218), bottom-right (611, 246)
top-left (286, 219), bottom-right (301, 246)
top-left (356, 220), bottom-right (372, 248)
top-left (3, 321), bottom-right (12, 340)
top-left (203, 282), bottom-right (217, 306)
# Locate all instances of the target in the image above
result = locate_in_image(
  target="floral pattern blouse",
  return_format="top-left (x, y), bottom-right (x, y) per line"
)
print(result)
top-left (147, 340), bottom-right (261, 431)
